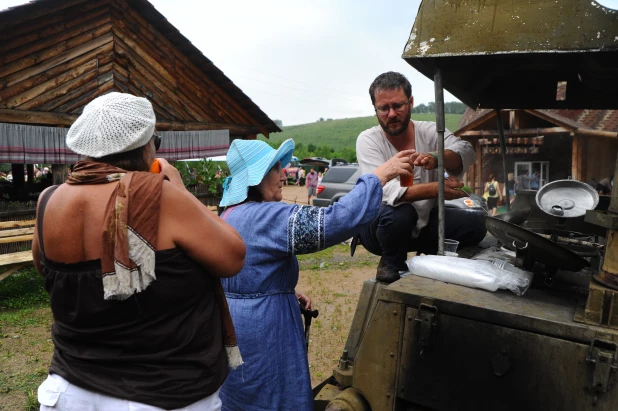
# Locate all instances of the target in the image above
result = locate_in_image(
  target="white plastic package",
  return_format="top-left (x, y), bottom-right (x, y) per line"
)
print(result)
top-left (406, 255), bottom-right (534, 296)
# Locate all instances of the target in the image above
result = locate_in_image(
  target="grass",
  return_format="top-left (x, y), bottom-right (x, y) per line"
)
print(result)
top-left (0, 267), bottom-right (51, 410)
top-left (260, 113), bottom-right (463, 151)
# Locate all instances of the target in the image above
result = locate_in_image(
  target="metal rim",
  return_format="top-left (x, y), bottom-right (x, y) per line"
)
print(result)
top-left (535, 179), bottom-right (599, 218)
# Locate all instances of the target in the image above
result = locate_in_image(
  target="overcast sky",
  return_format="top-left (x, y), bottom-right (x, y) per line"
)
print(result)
top-left (2, 0), bottom-right (618, 126)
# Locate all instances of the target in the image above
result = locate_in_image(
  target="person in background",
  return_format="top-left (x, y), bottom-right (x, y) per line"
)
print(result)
top-left (507, 172), bottom-right (516, 204)
top-left (306, 167), bottom-right (318, 204)
top-left (34, 92), bottom-right (245, 411)
top-left (516, 170), bottom-right (530, 190)
top-left (484, 173), bottom-right (502, 216)
top-left (598, 176), bottom-right (613, 195)
top-left (317, 171), bottom-right (323, 185)
top-left (281, 167), bottom-right (288, 185)
top-left (529, 169), bottom-right (540, 190)
top-left (299, 167), bottom-right (306, 186)
top-left (217, 138), bottom-right (414, 411)
top-left (356, 71), bottom-right (486, 283)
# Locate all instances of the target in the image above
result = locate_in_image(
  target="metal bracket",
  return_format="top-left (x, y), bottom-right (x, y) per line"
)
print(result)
top-left (585, 338), bottom-right (618, 405)
top-left (414, 303), bottom-right (438, 358)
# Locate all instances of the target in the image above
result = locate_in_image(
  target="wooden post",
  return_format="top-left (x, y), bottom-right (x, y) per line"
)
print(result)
top-left (11, 163), bottom-right (24, 198)
top-left (51, 164), bottom-right (69, 185)
top-left (476, 138), bottom-right (483, 195)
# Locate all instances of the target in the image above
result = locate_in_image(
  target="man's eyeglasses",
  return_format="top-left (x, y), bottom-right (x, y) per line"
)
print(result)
top-left (153, 130), bottom-right (161, 152)
top-left (375, 100), bottom-right (409, 116)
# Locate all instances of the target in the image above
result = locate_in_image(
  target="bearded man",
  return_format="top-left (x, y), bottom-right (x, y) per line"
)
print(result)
top-left (355, 71), bottom-right (486, 283)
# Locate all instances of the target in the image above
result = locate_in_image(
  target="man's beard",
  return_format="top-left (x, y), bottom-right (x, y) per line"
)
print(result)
top-left (378, 110), bottom-right (411, 137)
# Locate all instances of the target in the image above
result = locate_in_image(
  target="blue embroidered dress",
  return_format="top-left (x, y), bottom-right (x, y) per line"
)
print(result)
top-left (219, 175), bottom-right (382, 411)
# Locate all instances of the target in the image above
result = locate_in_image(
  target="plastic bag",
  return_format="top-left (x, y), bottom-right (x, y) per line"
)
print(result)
top-left (406, 255), bottom-right (533, 296)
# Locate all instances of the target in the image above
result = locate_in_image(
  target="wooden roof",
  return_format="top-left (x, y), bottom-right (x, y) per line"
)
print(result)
top-left (0, 0), bottom-right (281, 137)
top-left (457, 108), bottom-right (618, 138)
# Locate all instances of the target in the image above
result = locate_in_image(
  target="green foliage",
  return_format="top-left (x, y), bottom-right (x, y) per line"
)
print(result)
top-left (413, 101), bottom-right (467, 114)
top-left (0, 267), bottom-right (48, 314)
top-left (260, 113), bottom-right (462, 163)
top-left (174, 159), bottom-right (228, 196)
top-left (24, 389), bottom-right (39, 411)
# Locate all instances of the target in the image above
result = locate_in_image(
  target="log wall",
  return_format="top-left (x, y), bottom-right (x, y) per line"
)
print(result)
top-left (0, 0), bottom-right (277, 137)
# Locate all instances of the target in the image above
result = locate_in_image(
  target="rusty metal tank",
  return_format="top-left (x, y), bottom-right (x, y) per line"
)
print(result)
top-left (313, 271), bottom-right (618, 410)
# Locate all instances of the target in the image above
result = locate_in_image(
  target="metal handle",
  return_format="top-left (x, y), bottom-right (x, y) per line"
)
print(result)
top-left (512, 240), bottom-right (528, 250)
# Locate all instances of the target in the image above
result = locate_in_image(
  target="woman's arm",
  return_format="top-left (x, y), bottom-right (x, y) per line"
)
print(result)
top-left (158, 160), bottom-right (245, 277)
top-left (289, 151), bottom-right (415, 255)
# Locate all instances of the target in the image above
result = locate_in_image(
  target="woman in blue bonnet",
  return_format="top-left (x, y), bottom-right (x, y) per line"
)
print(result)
top-left (218, 138), bottom-right (414, 410)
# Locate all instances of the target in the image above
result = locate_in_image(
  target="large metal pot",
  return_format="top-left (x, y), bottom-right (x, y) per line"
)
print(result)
top-left (485, 216), bottom-right (589, 272)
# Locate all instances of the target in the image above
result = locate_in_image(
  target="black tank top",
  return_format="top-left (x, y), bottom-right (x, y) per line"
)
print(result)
top-left (38, 186), bottom-right (228, 409)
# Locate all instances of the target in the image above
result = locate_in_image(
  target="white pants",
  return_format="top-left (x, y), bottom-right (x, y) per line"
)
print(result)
top-left (38, 374), bottom-right (222, 411)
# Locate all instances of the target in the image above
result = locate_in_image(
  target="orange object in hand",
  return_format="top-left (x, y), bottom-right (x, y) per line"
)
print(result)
top-left (150, 159), bottom-right (161, 173)
top-left (400, 173), bottom-right (413, 187)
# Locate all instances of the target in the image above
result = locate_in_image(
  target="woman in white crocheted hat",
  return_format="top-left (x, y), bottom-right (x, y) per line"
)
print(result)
top-left (33, 92), bottom-right (246, 411)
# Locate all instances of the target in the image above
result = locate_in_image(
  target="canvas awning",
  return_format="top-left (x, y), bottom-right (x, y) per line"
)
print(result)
top-left (0, 123), bottom-right (229, 163)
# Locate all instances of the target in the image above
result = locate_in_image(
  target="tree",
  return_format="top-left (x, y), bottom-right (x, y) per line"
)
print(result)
top-left (413, 103), bottom-right (428, 113)
top-left (307, 143), bottom-right (317, 153)
top-left (274, 119), bottom-right (283, 127)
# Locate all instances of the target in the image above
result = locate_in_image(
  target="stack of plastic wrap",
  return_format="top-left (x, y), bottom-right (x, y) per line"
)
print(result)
top-left (406, 255), bottom-right (533, 296)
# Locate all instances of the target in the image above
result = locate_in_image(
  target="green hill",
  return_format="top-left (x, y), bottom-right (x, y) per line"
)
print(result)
top-left (260, 113), bottom-right (463, 152)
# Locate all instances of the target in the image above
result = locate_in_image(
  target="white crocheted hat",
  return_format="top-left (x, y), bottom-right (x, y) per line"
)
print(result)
top-left (66, 92), bottom-right (156, 158)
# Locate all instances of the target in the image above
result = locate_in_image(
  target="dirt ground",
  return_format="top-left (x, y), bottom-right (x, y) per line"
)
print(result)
top-left (280, 181), bottom-right (316, 206)
top-left (0, 185), bottom-right (380, 408)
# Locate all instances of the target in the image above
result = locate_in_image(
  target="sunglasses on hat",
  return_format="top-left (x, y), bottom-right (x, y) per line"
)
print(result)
top-left (153, 130), bottom-right (161, 151)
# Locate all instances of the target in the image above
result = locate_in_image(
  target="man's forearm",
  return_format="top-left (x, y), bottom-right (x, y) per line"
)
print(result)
top-left (443, 150), bottom-right (463, 172)
top-left (399, 182), bottom-right (437, 202)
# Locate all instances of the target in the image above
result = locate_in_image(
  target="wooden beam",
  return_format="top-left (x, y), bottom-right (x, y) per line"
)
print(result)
top-left (0, 0), bottom-right (87, 32)
top-left (0, 234), bottom-right (33, 245)
top-left (0, 44), bottom-right (113, 101)
top-left (0, 109), bottom-right (77, 126)
top-left (112, 26), bottom-right (223, 122)
top-left (0, 24), bottom-right (112, 79)
top-left (156, 120), bottom-right (260, 135)
top-left (455, 110), bottom-right (497, 135)
top-left (0, 40), bottom-right (113, 91)
top-left (576, 129), bottom-right (618, 139)
top-left (0, 228), bottom-right (35, 238)
top-left (461, 127), bottom-right (569, 138)
top-left (2, 59), bottom-right (99, 109)
top-left (0, 264), bottom-right (29, 282)
top-left (0, 220), bottom-right (35, 229)
top-left (1, 8), bottom-right (111, 65)
top-left (16, 69), bottom-right (100, 111)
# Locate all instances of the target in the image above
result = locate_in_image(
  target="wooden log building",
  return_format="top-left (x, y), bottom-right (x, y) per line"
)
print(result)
top-left (456, 104), bottom-right (618, 194)
top-left (0, 0), bottom-right (280, 199)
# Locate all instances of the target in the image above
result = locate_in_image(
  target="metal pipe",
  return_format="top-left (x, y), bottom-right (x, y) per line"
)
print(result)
top-left (434, 68), bottom-right (445, 255)
top-left (495, 110), bottom-right (510, 211)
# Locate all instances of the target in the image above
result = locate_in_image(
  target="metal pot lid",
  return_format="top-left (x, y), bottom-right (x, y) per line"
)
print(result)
top-left (535, 180), bottom-right (599, 218)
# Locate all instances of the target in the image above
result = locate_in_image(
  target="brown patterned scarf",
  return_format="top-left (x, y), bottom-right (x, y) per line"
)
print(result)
top-left (67, 160), bottom-right (243, 369)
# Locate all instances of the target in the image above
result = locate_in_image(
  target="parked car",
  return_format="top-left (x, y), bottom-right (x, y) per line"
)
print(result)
top-left (313, 165), bottom-right (361, 207)
top-left (313, 164), bottom-right (488, 212)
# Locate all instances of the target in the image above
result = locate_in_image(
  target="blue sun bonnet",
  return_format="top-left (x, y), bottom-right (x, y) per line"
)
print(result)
top-left (219, 138), bottom-right (295, 207)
